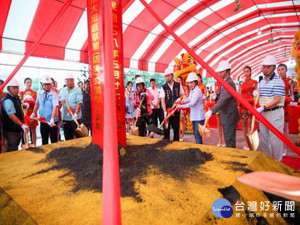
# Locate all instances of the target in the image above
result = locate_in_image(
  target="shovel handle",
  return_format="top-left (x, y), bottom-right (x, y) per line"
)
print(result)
top-left (31, 117), bottom-right (63, 127)
top-left (250, 92), bottom-right (260, 133)
top-left (65, 100), bottom-right (80, 127)
top-left (162, 105), bottom-right (179, 126)
top-left (203, 116), bottom-right (209, 133)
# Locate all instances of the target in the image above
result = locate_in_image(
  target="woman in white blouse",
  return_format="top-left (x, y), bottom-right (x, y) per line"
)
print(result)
top-left (178, 72), bottom-right (205, 144)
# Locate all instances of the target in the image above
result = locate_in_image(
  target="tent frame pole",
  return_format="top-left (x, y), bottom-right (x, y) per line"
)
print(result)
top-left (140, 0), bottom-right (300, 156)
top-left (102, 0), bottom-right (121, 224)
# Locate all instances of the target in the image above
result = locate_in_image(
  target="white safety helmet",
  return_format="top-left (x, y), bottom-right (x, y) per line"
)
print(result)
top-left (262, 55), bottom-right (277, 66)
top-left (135, 77), bottom-right (145, 85)
top-left (65, 73), bottom-right (74, 80)
top-left (186, 72), bottom-right (199, 83)
top-left (41, 75), bottom-right (52, 84)
top-left (216, 60), bottom-right (231, 72)
top-left (164, 67), bottom-right (173, 76)
top-left (7, 78), bottom-right (20, 87)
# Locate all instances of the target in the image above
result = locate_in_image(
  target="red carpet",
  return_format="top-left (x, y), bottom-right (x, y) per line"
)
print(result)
top-left (282, 156), bottom-right (300, 170)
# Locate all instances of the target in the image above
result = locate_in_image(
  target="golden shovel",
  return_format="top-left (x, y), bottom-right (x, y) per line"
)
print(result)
top-left (198, 116), bottom-right (211, 139)
top-left (246, 94), bottom-right (260, 151)
top-left (65, 100), bottom-right (89, 137)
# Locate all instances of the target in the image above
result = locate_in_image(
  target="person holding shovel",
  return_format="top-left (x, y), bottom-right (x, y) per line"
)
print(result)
top-left (31, 75), bottom-right (59, 145)
top-left (160, 68), bottom-right (185, 141)
top-left (205, 61), bottom-right (240, 148)
top-left (59, 73), bottom-right (83, 140)
top-left (177, 72), bottom-right (205, 144)
top-left (133, 77), bottom-right (154, 136)
top-left (1, 78), bottom-right (28, 151)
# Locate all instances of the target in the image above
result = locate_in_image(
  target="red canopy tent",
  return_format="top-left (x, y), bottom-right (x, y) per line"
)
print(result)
top-left (1, 1), bottom-right (299, 224)
top-left (0, 0), bottom-right (299, 80)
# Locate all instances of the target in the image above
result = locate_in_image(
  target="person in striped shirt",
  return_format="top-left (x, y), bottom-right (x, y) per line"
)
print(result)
top-left (256, 55), bottom-right (285, 161)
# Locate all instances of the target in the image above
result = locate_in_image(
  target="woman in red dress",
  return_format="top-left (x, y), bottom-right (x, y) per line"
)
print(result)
top-left (238, 66), bottom-right (258, 150)
top-left (277, 63), bottom-right (294, 155)
top-left (20, 77), bottom-right (38, 147)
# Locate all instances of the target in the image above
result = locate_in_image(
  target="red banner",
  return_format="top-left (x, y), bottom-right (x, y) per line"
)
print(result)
top-left (87, 0), bottom-right (105, 148)
top-left (87, 0), bottom-right (126, 148)
top-left (112, 0), bottom-right (126, 147)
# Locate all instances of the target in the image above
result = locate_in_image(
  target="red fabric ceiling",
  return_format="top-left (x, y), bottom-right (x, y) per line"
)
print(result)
top-left (0, 0), bottom-right (299, 80)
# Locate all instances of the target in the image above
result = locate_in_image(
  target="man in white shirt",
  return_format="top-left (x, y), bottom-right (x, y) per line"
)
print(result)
top-left (160, 68), bottom-right (185, 141)
top-left (149, 78), bottom-right (163, 127)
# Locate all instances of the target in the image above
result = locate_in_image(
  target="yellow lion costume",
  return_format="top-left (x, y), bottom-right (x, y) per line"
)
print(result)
top-left (173, 52), bottom-right (200, 85)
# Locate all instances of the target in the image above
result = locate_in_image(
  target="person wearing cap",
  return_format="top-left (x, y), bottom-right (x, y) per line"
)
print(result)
top-left (160, 67), bottom-right (185, 141)
top-left (1, 78), bottom-right (28, 151)
top-left (205, 61), bottom-right (240, 148)
top-left (177, 72), bottom-right (205, 144)
top-left (20, 77), bottom-right (38, 147)
top-left (59, 73), bottom-right (83, 140)
top-left (31, 75), bottom-right (59, 145)
top-left (256, 55), bottom-right (285, 161)
top-left (133, 77), bottom-right (154, 136)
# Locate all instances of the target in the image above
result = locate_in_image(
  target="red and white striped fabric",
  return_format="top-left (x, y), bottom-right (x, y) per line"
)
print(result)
top-left (0, 0), bottom-right (299, 80)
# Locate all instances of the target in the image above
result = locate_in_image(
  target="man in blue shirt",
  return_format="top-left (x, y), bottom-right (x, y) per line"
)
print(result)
top-left (31, 75), bottom-right (59, 145)
top-left (255, 55), bottom-right (285, 161)
top-left (1, 78), bottom-right (28, 151)
top-left (59, 73), bottom-right (83, 140)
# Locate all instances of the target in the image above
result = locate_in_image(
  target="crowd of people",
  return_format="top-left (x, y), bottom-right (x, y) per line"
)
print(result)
top-left (0, 54), bottom-right (297, 163)
top-left (0, 74), bottom-right (91, 152)
top-left (126, 55), bottom-right (298, 162)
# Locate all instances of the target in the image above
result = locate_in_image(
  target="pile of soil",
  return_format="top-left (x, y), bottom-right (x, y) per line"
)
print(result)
top-left (28, 140), bottom-right (213, 202)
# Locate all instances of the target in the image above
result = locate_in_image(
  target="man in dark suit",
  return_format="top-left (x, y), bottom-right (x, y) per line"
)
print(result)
top-left (205, 61), bottom-right (240, 148)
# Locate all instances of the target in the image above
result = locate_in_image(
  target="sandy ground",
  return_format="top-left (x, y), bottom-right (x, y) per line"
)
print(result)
top-left (1, 136), bottom-right (300, 225)
top-left (153, 128), bottom-right (300, 158)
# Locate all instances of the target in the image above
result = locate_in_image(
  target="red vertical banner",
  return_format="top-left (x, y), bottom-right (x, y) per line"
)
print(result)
top-left (111, 0), bottom-right (126, 147)
top-left (87, 0), bottom-right (104, 148)
top-left (87, 0), bottom-right (126, 148)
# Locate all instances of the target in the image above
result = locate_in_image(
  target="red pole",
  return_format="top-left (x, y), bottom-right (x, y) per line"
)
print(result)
top-left (102, 0), bottom-right (121, 224)
top-left (0, 0), bottom-right (73, 92)
top-left (140, 0), bottom-right (300, 156)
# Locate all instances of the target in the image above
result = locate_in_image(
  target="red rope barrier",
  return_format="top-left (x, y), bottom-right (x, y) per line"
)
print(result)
top-left (140, 0), bottom-right (300, 156)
